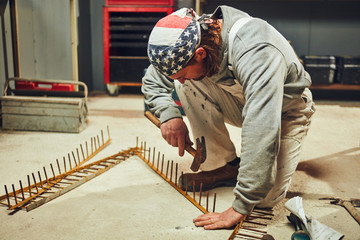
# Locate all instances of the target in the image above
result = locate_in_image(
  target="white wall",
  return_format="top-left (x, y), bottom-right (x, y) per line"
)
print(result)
top-left (0, 0), bottom-right (74, 98)
top-left (18, 0), bottom-right (72, 80)
top-left (0, 1), bottom-right (14, 97)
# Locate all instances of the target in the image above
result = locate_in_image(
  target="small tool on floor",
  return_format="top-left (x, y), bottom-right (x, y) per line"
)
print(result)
top-left (319, 197), bottom-right (360, 225)
top-left (144, 111), bottom-right (206, 171)
top-left (287, 213), bottom-right (311, 240)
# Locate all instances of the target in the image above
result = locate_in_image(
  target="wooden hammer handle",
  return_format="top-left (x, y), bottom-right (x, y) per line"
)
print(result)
top-left (145, 111), bottom-right (161, 128)
top-left (145, 111), bottom-right (196, 157)
top-left (343, 201), bottom-right (360, 224)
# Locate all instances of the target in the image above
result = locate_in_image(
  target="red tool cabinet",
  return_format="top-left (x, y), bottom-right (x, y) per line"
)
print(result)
top-left (103, 0), bottom-right (174, 94)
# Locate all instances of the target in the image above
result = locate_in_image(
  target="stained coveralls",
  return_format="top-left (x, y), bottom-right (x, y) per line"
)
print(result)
top-left (142, 5), bottom-right (315, 215)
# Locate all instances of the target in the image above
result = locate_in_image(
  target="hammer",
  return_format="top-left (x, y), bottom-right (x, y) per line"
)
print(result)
top-left (144, 111), bottom-right (206, 172)
top-left (319, 197), bottom-right (360, 225)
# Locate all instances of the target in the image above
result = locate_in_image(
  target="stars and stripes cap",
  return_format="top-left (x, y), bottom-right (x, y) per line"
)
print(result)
top-left (147, 8), bottom-right (201, 77)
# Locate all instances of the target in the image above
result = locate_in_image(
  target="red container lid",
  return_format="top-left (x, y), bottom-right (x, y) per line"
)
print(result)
top-left (106, 0), bottom-right (174, 6)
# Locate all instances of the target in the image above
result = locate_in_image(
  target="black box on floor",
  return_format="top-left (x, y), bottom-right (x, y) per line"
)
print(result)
top-left (336, 56), bottom-right (360, 85)
top-left (302, 55), bottom-right (336, 85)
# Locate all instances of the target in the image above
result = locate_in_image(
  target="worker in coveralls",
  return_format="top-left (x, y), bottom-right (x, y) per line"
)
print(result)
top-left (142, 5), bottom-right (315, 229)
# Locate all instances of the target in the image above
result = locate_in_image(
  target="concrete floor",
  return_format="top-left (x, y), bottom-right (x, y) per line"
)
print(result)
top-left (0, 92), bottom-right (359, 240)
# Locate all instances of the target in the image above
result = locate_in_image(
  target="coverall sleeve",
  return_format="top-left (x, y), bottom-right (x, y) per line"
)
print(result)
top-left (141, 64), bottom-right (183, 123)
top-left (231, 43), bottom-right (287, 215)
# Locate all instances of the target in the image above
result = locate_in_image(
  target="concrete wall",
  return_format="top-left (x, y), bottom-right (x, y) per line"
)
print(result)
top-left (1, 1), bottom-right (360, 93)
top-left (89, 0), bottom-right (105, 92)
top-left (0, 0), bottom-right (75, 97)
top-left (0, 0), bottom-right (13, 97)
top-left (203, 1), bottom-right (360, 57)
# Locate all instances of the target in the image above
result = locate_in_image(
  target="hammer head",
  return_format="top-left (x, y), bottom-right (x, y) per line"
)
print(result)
top-left (190, 136), bottom-right (206, 172)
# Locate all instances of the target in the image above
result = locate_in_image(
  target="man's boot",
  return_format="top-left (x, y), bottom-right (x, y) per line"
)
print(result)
top-left (179, 157), bottom-right (240, 192)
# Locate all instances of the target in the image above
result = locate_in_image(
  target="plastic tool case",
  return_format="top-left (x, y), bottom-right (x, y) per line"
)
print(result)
top-left (336, 56), bottom-right (360, 85)
top-left (302, 55), bottom-right (336, 85)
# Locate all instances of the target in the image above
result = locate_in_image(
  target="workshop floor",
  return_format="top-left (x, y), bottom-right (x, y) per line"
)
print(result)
top-left (0, 92), bottom-right (359, 240)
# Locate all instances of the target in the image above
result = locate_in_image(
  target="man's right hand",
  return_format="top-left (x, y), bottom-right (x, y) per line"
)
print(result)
top-left (160, 118), bottom-right (193, 156)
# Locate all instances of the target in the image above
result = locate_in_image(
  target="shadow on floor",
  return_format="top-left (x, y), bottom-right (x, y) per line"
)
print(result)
top-left (295, 147), bottom-right (360, 196)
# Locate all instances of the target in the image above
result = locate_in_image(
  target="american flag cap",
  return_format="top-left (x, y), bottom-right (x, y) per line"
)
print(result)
top-left (148, 8), bottom-right (201, 77)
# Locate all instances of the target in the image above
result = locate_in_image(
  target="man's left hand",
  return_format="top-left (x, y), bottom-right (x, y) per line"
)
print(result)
top-left (193, 207), bottom-right (246, 230)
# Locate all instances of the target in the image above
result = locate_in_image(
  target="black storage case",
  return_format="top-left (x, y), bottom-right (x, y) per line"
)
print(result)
top-left (110, 58), bottom-right (149, 84)
top-left (302, 55), bottom-right (336, 85)
top-left (336, 56), bottom-right (360, 85)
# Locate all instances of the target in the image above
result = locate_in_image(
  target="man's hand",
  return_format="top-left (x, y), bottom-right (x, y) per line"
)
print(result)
top-left (160, 118), bottom-right (193, 156)
top-left (193, 207), bottom-right (246, 230)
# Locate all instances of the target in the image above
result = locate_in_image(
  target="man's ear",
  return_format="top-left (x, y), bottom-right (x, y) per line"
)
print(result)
top-left (194, 47), bottom-right (207, 60)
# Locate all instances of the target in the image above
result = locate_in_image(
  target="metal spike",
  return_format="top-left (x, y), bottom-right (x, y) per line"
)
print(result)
top-left (175, 163), bottom-right (178, 186)
top-left (101, 130), bottom-right (104, 145)
top-left (76, 148), bottom-right (80, 165)
top-left (213, 193), bottom-right (217, 212)
top-left (199, 183), bottom-right (203, 205)
top-left (12, 184), bottom-right (18, 205)
top-left (19, 180), bottom-right (25, 200)
top-left (27, 175), bottom-right (32, 197)
top-left (4, 185), bottom-right (11, 208)
top-left (72, 151), bottom-right (77, 166)
top-left (85, 141), bottom-right (89, 158)
top-left (68, 154), bottom-right (72, 169)
top-left (43, 167), bottom-right (49, 185)
top-left (38, 171), bottom-right (43, 189)
top-left (50, 163), bottom-right (56, 180)
top-left (170, 160), bottom-right (174, 182)
top-left (56, 159), bottom-right (61, 174)
top-left (63, 157), bottom-right (67, 172)
top-left (81, 144), bottom-right (85, 161)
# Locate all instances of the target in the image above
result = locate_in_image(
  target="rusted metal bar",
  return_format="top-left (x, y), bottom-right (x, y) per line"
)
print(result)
top-left (4, 185), bottom-right (11, 208)
top-left (32, 173), bottom-right (39, 193)
top-left (63, 157), bottom-right (67, 172)
top-left (76, 149), bottom-right (80, 165)
top-left (38, 171), bottom-right (43, 189)
top-left (206, 191), bottom-right (209, 212)
top-left (97, 135), bottom-right (100, 149)
top-left (19, 180), bottom-right (25, 200)
top-left (157, 152), bottom-right (160, 170)
top-left (0, 128), bottom-right (113, 210)
top-left (56, 159), bottom-right (61, 174)
top-left (213, 193), bottom-right (216, 212)
top-left (68, 154), bottom-right (72, 169)
top-left (152, 147), bottom-right (156, 165)
top-left (101, 130), bottom-right (104, 145)
top-left (135, 148), bottom-right (209, 214)
top-left (12, 184), bottom-right (18, 205)
top-left (235, 232), bottom-right (263, 239)
top-left (72, 151), bottom-right (77, 166)
top-left (161, 157), bottom-right (164, 173)
top-left (227, 218), bottom-right (246, 240)
top-left (91, 138), bottom-right (93, 154)
top-left (27, 175), bottom-right (32, 197)
top-left (50, 164), bottom-right (56, 180)
top-left (43, 167), bottom-right (49, 185)
top-left (166, 161), bottom-right (169, 179)
top-left (175, 163), bottom-right (178, 186)
top-left (170, 161), bottom-right (173, 182)
top-left (199, 183), bottom-right (203, 205)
